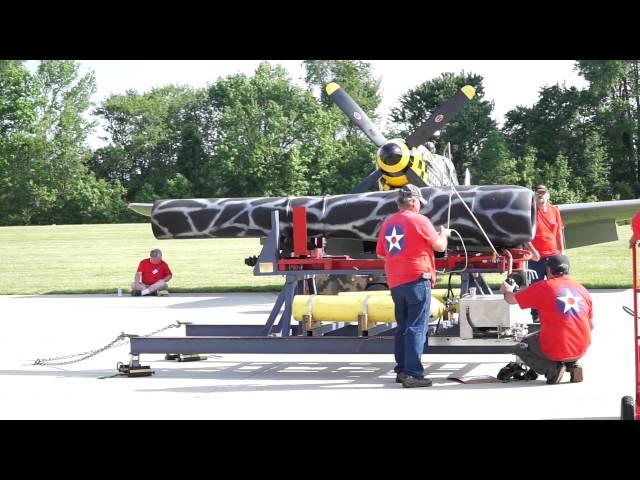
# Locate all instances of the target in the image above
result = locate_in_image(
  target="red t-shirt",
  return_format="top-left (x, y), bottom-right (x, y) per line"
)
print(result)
top-left (137, 259), bottom-right (172, 286)
top-left (632, 211), bottom-right (640, 239)
top-left (532, 204), bottom-right (563, 258)
top-left (376, 210), bottom-right (439, 289)
top-left (515, 275), bottom-right (593, 361)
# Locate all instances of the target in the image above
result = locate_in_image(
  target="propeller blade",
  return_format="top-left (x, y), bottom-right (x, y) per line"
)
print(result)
top-left (405, 85), bottom-right (476, 148)
top-left (326, 82), bottom-right (388, 147)
top-left (350, 169), bottom-right (383, 193)
top-left (405, 168), bottom-right (428, 188)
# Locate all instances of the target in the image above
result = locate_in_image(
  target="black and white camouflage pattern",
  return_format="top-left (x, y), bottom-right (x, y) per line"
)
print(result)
top-left (150, 186), bottom-right (536, 248)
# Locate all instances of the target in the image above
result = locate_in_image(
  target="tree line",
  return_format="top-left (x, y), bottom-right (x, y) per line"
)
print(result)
top-left (1, 60), bottom-right (639, 225)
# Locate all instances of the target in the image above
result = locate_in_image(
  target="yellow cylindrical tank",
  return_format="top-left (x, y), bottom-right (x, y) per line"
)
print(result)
top-left (338, 288), bottom-right (459, 302)
top-left (431, 288), bottom-right (460, 302)
top-left (292, 294), bottom-right (445, 323)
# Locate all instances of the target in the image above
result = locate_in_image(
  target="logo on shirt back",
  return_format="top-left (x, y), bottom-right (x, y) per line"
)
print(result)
top-left (556, 288), bottom-right (583, 317)
top-left (385, 225), bottom-right (405, 255)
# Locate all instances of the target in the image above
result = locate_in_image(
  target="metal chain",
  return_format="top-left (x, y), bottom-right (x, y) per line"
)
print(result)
top-left (33, 321), bottom-right (182, 367)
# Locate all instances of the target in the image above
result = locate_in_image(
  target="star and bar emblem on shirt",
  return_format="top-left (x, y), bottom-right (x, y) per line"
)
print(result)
top-left (556, 288), bottom-right (584, 316)
top-left (385, 225), bottom-right (405, 255)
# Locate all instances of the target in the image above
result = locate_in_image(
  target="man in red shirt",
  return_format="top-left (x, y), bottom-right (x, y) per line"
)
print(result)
top-left (131, 248), bottom-right (173, 296)
top-left (500, 254), bottom-right (593, 384)
top-left (376, 184), bottom-right (450, 388)
top-left (527, 184), bottom-right (565, 322)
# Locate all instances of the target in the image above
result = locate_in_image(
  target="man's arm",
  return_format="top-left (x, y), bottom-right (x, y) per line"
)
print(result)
top-left (526, 242), bottom-right (540, 261)
top-left (557, 227), bottom-right (565, 254)
top-left (134, 261), bottom-right (143, 283)
top-left (630, 234), bottom-right (638, 249)
top-left (556, 208), bottom-right (565, 253)
top-left (432, 226), bottom-right (450, 253)
top-left (500, 281), bottom-right (519, 304)
top-left (162, 262), bottom-right (173, 283)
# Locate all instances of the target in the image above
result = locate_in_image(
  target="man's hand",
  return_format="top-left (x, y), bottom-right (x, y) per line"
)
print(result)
top-left (432, 226), bottom-right (449, 252)
top-left (526, 242), bottom-right (540, 261)
top-left (500, 280), bottom-right (519, 304)
top-left (500, 280), bottom-right (515, 294)
top-left (438, 226), bottom-right (451, 238)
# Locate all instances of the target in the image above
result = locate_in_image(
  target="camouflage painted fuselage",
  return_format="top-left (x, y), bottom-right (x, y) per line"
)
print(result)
top-left (150, 186), bottom-right (536, 249)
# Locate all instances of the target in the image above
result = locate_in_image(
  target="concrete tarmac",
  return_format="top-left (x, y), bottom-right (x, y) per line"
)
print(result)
top-left (0, 290), bottom-right (636, 419)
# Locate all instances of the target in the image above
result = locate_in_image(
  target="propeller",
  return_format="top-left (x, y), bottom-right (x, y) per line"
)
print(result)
top-left (351, 169), bottom-right (383, 194)
top-left (404, 86), bottom-right (476, 148)
top-left (326, 82), bottom-right (476, 193)
top-left (326, 82), bottom-right (388, 147)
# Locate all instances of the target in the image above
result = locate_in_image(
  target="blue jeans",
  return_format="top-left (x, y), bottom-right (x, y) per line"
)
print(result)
top-left (528, 258), bottom-right (548, 321)
top-left (390, 278), bottom-right (431, 379)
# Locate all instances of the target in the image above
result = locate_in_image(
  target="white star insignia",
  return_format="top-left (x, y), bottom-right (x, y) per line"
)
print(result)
top-left (557, 289), bottom-right (582, 314)
top-left (385, 227), bottom-right (404, 252)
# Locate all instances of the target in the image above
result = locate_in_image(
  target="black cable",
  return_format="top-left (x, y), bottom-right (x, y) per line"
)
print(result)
top-left (434, 272), bottom-right (456, 336)
top-left (622, 305), bottom-right (635, 317)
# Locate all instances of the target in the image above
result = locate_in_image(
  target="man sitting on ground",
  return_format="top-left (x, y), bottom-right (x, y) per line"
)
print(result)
top-left (500, 254), bottom-right (593, 384)
top-left (131, 248), bottom-right (172, 297)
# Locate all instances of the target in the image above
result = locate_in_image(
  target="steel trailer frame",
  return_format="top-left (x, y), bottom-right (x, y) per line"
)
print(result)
top-left (129, 209), bottom-right (530, 359)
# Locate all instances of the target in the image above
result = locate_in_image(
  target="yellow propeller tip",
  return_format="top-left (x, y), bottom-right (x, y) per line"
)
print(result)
top-left (461, 85), bottom-right (476, 100)
top-left (326, 82), bottom-right (341, 95)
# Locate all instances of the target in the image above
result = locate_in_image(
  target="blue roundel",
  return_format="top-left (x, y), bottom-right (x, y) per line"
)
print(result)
top-left (384, 224), bottom-right (405, 256)
top-left (555, 288), bottom-right (584, 318)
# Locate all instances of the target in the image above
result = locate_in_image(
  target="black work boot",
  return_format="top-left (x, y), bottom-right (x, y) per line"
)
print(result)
top-left (545, 363), bottom-right (566, 385)
top-left (565, 363), bottom-right (584, 383)
top-left (395, 372), bottom-right (409, 383)
top-left (497, 361), bottom-right (525, 382)
top-left (402, 376), bottom-right (433, 388)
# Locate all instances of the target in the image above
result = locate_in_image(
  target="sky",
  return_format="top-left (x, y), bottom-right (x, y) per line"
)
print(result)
top-left (27, 60), bottom-right (589, 149)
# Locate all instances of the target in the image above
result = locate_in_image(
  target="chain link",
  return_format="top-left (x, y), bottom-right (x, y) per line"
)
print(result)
top-left (33, 321), bottom-right (182, 367)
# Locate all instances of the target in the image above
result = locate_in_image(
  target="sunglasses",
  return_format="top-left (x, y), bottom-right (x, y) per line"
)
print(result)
top-left (535, 190), bottom-right (548, 195)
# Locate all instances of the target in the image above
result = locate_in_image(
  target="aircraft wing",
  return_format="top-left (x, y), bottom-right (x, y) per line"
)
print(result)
top-left (129, 203), bottom-right (153, 217)
top-left (559, 198), bottom-right (640, 248)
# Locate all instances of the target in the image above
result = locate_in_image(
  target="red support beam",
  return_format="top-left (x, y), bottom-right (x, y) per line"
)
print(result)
top-left (292, 206), bottom-right (308, 257)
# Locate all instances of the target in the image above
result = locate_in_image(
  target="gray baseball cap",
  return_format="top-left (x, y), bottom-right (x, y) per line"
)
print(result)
top-left (398, 184), bottom-right (424, 204)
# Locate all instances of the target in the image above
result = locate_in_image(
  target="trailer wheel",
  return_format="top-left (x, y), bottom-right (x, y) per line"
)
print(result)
top-left (621, 395), bottom-right (635, 420)
top-left (366, 283), bottom-right (388, 291)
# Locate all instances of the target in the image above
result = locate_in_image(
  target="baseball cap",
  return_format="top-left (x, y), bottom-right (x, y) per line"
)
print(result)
top-left (398, 184), bottom-right (424, 204)
top-left (546, 254), bottom-right (570, 275)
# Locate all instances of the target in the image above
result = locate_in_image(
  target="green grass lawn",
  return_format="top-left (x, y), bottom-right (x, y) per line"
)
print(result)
top-left (0, 223), bottom-right (636, 294)
top-left (0, 223), bottom-right (284, 294)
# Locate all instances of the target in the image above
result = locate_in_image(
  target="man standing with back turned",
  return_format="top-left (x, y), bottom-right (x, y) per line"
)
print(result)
top-left (376, 184), bottom-right (449, 388)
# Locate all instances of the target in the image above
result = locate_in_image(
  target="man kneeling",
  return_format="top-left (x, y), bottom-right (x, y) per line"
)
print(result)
top-left (500, 254), bottom-right (593, 384)
top-left (131, 248), bottom-right (172, 296)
